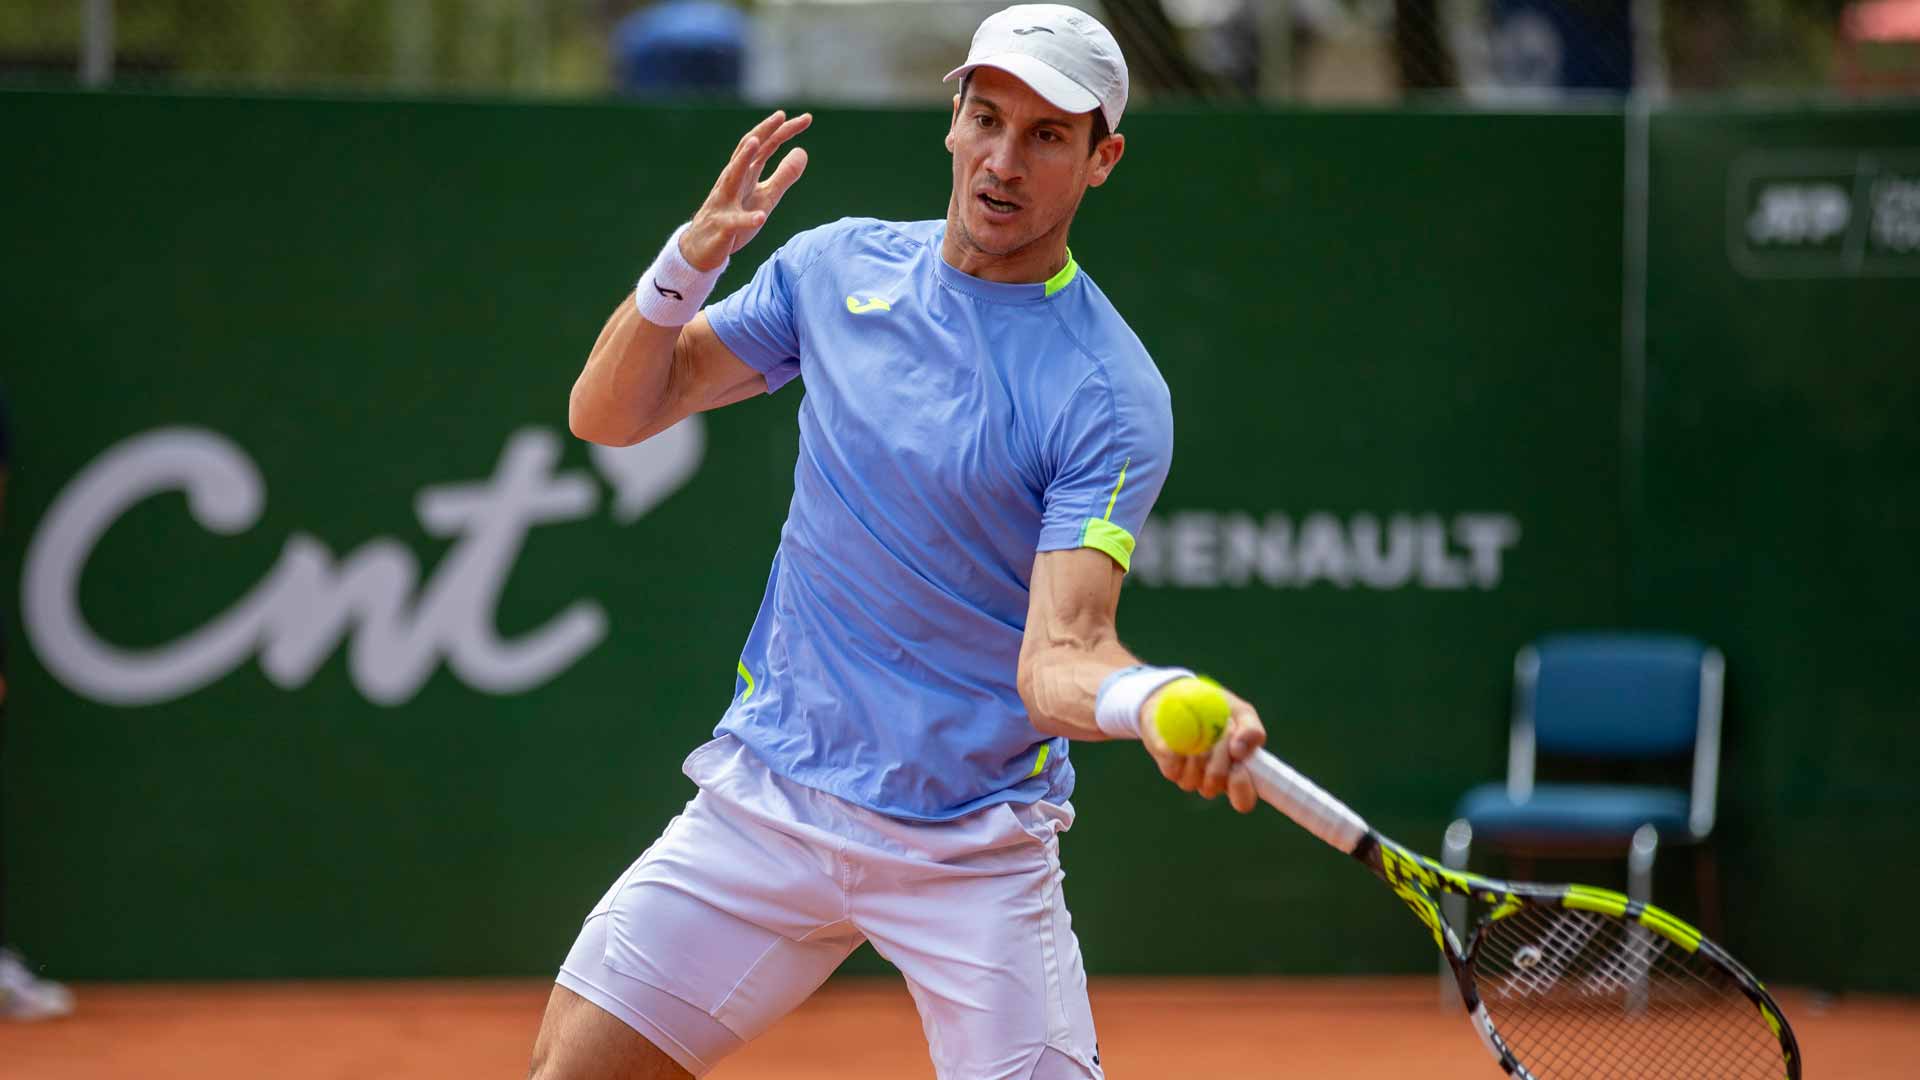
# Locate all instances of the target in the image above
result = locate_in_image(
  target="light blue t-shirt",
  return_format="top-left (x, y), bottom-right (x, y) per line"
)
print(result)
top-left (704, 217), bottom-right (1173, 821)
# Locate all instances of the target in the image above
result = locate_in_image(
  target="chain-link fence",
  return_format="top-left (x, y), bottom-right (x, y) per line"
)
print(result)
top-left (0, 0), bottom-right (1914, 103)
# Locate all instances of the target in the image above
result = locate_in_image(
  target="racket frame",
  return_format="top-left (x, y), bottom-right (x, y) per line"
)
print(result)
top-left (1243, 747), bottom-right (1801, 1079)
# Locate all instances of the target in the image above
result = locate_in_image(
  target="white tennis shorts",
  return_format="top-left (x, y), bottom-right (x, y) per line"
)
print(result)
top-left (557, 735), bottom-right (1103, 1080)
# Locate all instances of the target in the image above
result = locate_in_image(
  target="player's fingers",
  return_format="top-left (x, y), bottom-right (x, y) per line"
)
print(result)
top-left (719, 111), bottom-right (792, 195)
top-left (1228, 706), bottom-right (1267, 759)
top-left (758, 113), bottom-right (812, 162)
top-left (758, 147), bottom-right (810, 209)
top-left (1227, 763), bottom-right (1257, 813)
top-left (735, 110), bottom-right (786, 154)
top-left (741, 114), bottom-right (810, 195)
top-left (1199, 733), bottom-right (1234, 799)
top-left (1177, 752), bottom-right (1206, 793)
top-left (713, 136), bottom-right (762, 203)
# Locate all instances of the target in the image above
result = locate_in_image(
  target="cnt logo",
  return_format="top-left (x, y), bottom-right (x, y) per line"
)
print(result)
top-left (22, 420), bottom-right (704, 708)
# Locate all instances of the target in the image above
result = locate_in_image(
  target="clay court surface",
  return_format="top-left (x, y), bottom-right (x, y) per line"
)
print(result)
top-left (2, 976), bottom-right (1912, 1078)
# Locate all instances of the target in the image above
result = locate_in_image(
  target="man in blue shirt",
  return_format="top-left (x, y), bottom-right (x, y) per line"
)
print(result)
top-left (536, 6), bottom-right (1267, 1078)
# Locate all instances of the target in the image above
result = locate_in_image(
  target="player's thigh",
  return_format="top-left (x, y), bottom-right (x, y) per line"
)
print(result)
top-left (547, 786), bottom-right (863, 1074)
top-left (529, 982), bottom-right (692, 1080)
top-left (885, 881), bottom-right (1102, 1080)
top-left (862, 802), bottom-right (1102, 1080)
top-left (551, 907), bottom-right (755, 1077)
top-left (595, 794), bottom-right (863, 1039)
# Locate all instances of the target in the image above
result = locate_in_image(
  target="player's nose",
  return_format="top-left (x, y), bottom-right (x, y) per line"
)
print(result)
top-left (982, 138), bottom-right (1023, 183)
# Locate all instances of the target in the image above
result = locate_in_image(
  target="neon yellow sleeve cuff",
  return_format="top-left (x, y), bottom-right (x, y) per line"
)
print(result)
top-left (1079, 517), bottom-right (1137, 572)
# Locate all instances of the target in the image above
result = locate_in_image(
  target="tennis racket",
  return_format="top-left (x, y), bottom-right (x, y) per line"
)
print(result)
top-left (1243, 748), bottom-right (1801, 1078)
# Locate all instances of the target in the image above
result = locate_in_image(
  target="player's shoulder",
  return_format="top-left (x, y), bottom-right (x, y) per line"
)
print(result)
top-left (1051, 269), bottom-right (1170, 409)
top-left (780, 216), bottom-right (940, 265)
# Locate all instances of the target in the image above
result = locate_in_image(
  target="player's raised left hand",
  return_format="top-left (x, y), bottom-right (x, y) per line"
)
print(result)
top-left (681, 110), bottom-right (812, 272)
top-left (1141, 684), bottom-right (1268, 813)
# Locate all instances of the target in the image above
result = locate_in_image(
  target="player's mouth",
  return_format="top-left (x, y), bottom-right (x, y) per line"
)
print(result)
top-left (976, 192), bottom-right (1022, 219)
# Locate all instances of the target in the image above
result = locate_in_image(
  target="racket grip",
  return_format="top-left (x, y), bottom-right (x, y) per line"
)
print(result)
top-left (1245, 749), bottom-right (1371, 854)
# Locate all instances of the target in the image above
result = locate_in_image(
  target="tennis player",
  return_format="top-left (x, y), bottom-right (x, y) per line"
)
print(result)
top-left (535, 6), bottom-right (1267, 1078)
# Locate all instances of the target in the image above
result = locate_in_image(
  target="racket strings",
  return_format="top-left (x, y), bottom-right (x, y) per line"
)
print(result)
top-left (1489, 933), bottom-right (1763, 1079)
top-left (1472, 905), bottom-right (1788, 1078)
top-left (1480, 910), bottom-right (1772, 1078)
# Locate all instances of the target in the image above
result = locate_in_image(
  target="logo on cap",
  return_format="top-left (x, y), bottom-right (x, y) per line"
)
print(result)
top-left (1012, 26), bottom-right (1055, 35)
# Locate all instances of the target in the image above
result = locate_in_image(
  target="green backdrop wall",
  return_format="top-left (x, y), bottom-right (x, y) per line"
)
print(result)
top-left (1631, 104), bottom-right (1920, 991)
top-left (0, 90), bottom-right (1912, 992)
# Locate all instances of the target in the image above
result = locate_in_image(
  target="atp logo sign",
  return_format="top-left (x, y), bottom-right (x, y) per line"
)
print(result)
top-left (22, 421), bottom-right (704, 707)
top-left (1730, 151), bottom-right (1920, 277)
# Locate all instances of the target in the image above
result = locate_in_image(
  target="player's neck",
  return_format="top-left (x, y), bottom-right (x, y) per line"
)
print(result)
top-left (940, 206), bottom-right (1071, 286)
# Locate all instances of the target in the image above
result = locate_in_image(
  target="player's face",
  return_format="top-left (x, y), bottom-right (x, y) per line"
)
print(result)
top-left (946, 67), bottom-right (1122, 260)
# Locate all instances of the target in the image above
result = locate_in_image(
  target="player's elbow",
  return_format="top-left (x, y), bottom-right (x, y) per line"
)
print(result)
top-left (1017, 654), bottom-right (1071, 738)
top-left (1016, 658), bottom-right (1046, 730)
top-left (567, 413), bottom-right (628, 447)
top-left (567, 386), bottom-right (640, 447)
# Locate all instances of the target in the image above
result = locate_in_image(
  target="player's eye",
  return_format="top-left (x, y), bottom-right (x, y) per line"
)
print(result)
top-left (973, 113), bottom-right (995, 128)
top-left (1036, 129), bottom-right (1059, 143)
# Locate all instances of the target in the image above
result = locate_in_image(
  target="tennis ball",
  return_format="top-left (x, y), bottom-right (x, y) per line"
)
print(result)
top-left (1151, 677), bottom-right (1231, 755)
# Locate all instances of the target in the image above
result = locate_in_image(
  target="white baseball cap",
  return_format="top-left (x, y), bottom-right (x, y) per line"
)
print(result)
top-left (943, 4), bottom-right (1130, 133)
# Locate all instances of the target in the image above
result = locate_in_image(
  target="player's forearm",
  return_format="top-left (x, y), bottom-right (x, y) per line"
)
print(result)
top-left (1018, 638), bottom-right (1144, 740)
top-left (569, 298), bottom-right (686, 447)
top-left (572, 111), bottom-right (810, 448)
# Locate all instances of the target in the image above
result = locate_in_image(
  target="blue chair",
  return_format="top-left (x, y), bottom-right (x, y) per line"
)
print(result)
top-left (1442, 633), bottom-right (1726, 942)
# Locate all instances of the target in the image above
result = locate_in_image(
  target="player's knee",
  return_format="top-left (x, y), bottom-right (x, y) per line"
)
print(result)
top-left (527, 1032), bottom-right (555, 1080)
top-left (527, 1005), bottom-right (563, 1080)
top-left (529, 984), bottom-right (697, 1080)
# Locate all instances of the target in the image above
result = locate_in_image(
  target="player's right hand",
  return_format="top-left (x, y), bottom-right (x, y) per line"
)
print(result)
top-left (681, 110), bottom-right (813, 272)
top-left (1141, 683), bottom-right (1268, 814)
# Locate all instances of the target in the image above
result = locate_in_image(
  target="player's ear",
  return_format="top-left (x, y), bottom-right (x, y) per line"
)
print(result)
top-left (946, 94), bottom-right (961, 152)
top-left (1087, 133), bottom-right (1125, 188)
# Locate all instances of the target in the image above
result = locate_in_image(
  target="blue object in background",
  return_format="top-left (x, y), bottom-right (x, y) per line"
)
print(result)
top-left (1455, 633), bottom-right (1722, 848)
top-left (613, 0), bottom-right (747, 97)
top-left (1441, 633), bottom-right (1729, 949)
top-left (1490, 0), bottom-right (1635, 92)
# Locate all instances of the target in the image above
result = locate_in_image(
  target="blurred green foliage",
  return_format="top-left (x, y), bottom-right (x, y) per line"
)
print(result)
top-left (0, 0), bottom-right (617, 93)
top-left (0, 0), bottom-right (1883, 99)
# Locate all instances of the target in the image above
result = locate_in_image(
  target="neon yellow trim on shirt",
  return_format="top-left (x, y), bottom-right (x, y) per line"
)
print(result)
top-left (736, 660), bottom-right (756, 700)
top-left (1029, 744), bottom-right (1051, 778)
top-left (1101, 456), bottom-right (1130, 521)
top-left (1079, 518), bottom-right (1137, 572)
top-left (1043, 251), bottom-right (1079, 297)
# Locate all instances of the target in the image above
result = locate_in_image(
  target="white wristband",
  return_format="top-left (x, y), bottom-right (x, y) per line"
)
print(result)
top-left (635, 223), bottom-right (727, 327)
top-left (1094, 665), bottom-right (1195, 740)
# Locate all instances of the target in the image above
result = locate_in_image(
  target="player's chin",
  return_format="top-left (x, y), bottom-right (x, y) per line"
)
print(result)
top-left (964, 207), bottom-right (1033, 253)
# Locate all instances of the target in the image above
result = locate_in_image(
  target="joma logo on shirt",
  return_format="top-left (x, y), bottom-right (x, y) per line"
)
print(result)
top-left (846, 295), bottom-right (892, 314)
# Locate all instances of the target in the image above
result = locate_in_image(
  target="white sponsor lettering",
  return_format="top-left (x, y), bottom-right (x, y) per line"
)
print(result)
top-left (1871, 176), bottom-right (1920, 253)
top-left (589, 421), bottom-right (704, 523)
top-left (23, 421), bottom-right (703, 707)
top-left (1746, 183), bottom-right (1851, 246)
top-left (1132, 512), bottom-right (1521, 590)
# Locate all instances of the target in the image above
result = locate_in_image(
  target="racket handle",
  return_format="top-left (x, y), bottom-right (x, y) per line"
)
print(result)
top-left (1245, 748), bottom-right (1371, 854)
